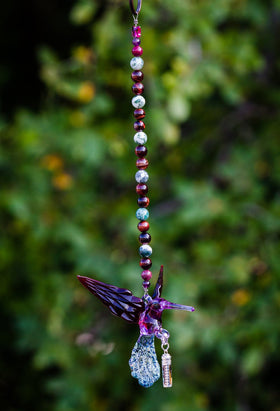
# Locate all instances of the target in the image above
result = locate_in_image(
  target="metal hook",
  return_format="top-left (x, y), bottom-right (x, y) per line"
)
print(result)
top-left (129, 0), bottom-right (142, 18)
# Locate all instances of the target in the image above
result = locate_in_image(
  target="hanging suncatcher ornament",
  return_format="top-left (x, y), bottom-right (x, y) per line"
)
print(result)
top-left (77, 0), bottom-right (195, 388)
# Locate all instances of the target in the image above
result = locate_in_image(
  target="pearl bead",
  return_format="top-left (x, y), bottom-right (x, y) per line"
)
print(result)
top-left (134, 131), bottom-right (147, 144)
top-left (134, 108), bottom-right (145, 119)
top-left (131, 71), bottom-right (144, 82)
top-left (141, 270), bottom-right (152, 281)
top-left (132, 95), bottom-right (145, 108)
top-left (132, 83), bottom-right (144, 95)
top-left (137, 196), bottom-right (150, 207)
top-left (132, 46), bottom-right (143, 56)
top-left (135, 170), bottom-right (149, 183)
top-left (130, 57), bottom-right (144, 70)
top-left (134, 121), bottom-right (145, 131)
top-left (139, 232), bottom-right (151, 243)
top-left (136, 208), bottom-right (149, 220)
top-left (136, 183), bottom-right (148, 195)
top-left (139, 244), bottom-right (152, 257)
top-left (137, 221), bottom-right (149, 231)
top-left (136, 158), bottom-right (149, 169)
top-left (140, 258), bottom-right (152, 269)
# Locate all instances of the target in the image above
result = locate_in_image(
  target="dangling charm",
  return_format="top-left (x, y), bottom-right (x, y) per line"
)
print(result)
top-left (77, 0), bottom-right (195, 388)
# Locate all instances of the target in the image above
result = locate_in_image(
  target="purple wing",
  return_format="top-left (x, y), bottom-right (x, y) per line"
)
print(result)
top-left (77, 275), bottom-right (145, 324)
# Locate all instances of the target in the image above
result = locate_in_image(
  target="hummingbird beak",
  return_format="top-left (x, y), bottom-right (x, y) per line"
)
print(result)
top-left (164, 301), bottom-right (195, 312)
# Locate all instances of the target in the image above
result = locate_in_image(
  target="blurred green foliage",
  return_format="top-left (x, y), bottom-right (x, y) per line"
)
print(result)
top-left (1, 0), bottom-right (280, 410)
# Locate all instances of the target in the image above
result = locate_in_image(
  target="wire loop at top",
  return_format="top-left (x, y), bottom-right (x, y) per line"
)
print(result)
top-left (129, 0), bottom-right (142, 17)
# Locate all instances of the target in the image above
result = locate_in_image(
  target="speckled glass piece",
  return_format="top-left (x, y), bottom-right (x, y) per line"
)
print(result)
top-left (130, 57), bottom-right (144, 70)
top-left (134, 131), bottom-right (147, 145)
top-left (129, 335), bottom-right (160, 388)
top-left (135, 170), bottom-right (149, 183)
top-left (136, 208), bottom-right (149, 221)
top-left (132, 95), bottom-right (146, 108)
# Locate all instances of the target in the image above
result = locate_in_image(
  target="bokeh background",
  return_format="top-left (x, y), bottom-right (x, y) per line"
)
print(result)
top-left (1, 0), bottom-right (280, 410)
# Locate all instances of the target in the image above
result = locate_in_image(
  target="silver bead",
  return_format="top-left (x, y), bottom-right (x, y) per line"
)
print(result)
top-left (132, 95), bottom-right (145, 108)
top-left (135, 170), bottom-right (149, 183)
top-left (130, 57), bottom-right (144, 70)
top-left (134, 131), bottom-right (147, 144)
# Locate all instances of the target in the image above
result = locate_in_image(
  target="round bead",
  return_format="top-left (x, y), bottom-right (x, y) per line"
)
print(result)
top-left (136, 208), bottom-right (149, 221)
top-left (138, 221), bottom-right (150, 231)
top-left (132, 38), bottom-right (141, 46)
top-left (134, 131), bottom-right (147, 144)
top-left (135, 170), bottom-right (149, 183)
top-left (132, 46), bottom-right (143, 56)
top-left (136, 158), bottom-right (149, 169)
top-left (134, 108), bottom-right (145, 119)
top-left (132, 26), bottom-right (141, 38)
top-left (142, 280), bottom-right (150, 289)
top-left (131, 71), bottom-right (144, 82)
top-left (134, 120), bottom-right (145, 131)
top-left (139, 244), bottom-right (152, 257)
top-left (136, 183), bottom-right (148, 195)
top-left (140, 258), bottom-right (152, 269)
top-left (130, 57), bottom-right (144, 70)
top-left (135, 145), bottom-right (147, 157)
top-left (132, 95), bottom-right (145, 108)
top-left (139, 232), bottom-right (151, 243)
top-left (132, 83), bottom-right (144, 95)
top-left (137, 196), bottom-right (150, 207)
top-left (141, 270), bottom-right (152, 281)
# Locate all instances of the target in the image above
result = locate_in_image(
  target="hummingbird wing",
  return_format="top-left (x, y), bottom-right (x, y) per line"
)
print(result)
top-left (77, 275), bottom-right (145, 324)
top-left (152, 265), bottom-right (164, 299)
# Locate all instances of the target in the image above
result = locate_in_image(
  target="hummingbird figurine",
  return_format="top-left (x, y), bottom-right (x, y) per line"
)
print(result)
top-left (77, 266), bottom-right (195, 387)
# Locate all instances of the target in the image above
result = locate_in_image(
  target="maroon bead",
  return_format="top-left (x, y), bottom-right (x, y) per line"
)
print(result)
top-left (132, 83), bottom-right (144, 95)
top-left (140, 258), bottom-right (152, 269)
top-left (132, 46), bottom-right (143, 57)
top-left (134, 120), bottom-right (145, 131)
top-left (131, 71), bottom-right (144, 82)
top-left (138, 221), bottom-right (150, 232)
top-left (139, 233), bottom-right (151, 243)
top-left (132, 38), bottom-right (141, 46)
top-left (136, 158), bottom-right (149, 170)
top-left (136, 183), bottom-right (148, 195)
top-left (132, 26), bottom-right (141, 38)
top-left (142, 280), bottom-right (150, 289)
top-left (134, 109), bottom-right (145, 120)
top-left (135, 145), bottom-right (147, 158)
top-left (137, 196), bottom-right (150, 207)
top-left (141, 270), bottom-right (152, 281)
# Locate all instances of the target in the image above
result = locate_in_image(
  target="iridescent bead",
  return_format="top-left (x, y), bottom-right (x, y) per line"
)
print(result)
top-left (139, 233), bottom-right (151, 243)
top-left (137, 221), bottom-right (149, 231)
top-left (141, 270), bottom-right (152, 281)
top-left (134, 108), bottom-right (145, 119)
top-left (132, 46), bottom-right (143, 56)
top-left (136, 183), bottom-right (148, 195)
top-left (132, 83), bottom-right (144, 95)
top-left (132, 38), bottom-right (141, 46)
top-left (131, 71), bottom-right (144, 82)
top-left (132, 26), bottom-right (141, 38)
top-left (135, 170), bottom-right (149, 183)
top-left (142, 280), bottom-right (150, 289)
top-left (132, 95), bottom-right (145, 108)
top-left (139, 244), bottom-right (152, 257)
top-left (135, 145), bottom-right (147, 157)
top-left (130, 57), bottom-right (144, 70)
top-left (140, 258), bottom-right (152, 269)
top-left (137, 196), bottom-right (150, 207)
top-left (134, 131), bottom-right (147, 144)
top-left (136, 208), bottom-right (149, 221)
top-left (136, 158), bottom-right (149, 169)
top-left (134, 120), bottom-right (145, 131)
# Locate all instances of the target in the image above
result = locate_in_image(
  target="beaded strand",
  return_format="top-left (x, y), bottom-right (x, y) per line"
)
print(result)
top-left (130, 25), bottom-right (152, 292)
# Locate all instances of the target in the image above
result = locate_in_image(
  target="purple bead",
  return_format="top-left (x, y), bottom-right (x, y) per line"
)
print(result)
top-left (141, 270), bottom-right (152, 281)
top-left (134, 120), bottom-right (145, 131)
top-left (132, 38), bottom-right (141, 46)
top-left (132, 83), bottom-right (144, 95)
top-left (131, 71), bottom-right (144, 82)
top-left (142, 280), bottom-right (150, 289)
top-left (132, 46), bottom-right (143, 57)
top-left (132, 26), bottom-right (141, 38)
top-left (139, 232), bottom-right (151, 243)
